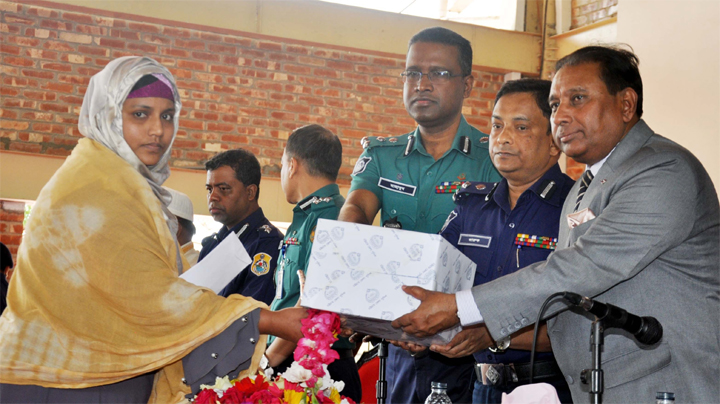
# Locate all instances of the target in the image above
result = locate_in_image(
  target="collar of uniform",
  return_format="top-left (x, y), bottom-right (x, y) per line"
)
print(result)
top-left (405, 116), bottom-right (476, 159)
top-left (526, 164), bottom-right (570, 207)
top-left (490, 164), bottom-right (568, 212)
top-left (218, 207), bottom-right (266, 240)
top-left (294, 183), bottom-right (341, 212)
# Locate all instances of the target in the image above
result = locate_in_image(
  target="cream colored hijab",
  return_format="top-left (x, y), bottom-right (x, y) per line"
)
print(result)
top-left (78, 56), bottom-right (181, 238)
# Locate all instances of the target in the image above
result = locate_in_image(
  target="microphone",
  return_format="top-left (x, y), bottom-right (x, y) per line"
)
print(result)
top-left (562, 292), bottom-right (663, 345)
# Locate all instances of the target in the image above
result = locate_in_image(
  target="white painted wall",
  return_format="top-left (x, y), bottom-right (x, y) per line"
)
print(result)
top-left (617, 0), bottom-right (720, 191)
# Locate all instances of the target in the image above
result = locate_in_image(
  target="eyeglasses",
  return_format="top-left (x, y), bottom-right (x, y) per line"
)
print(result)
top-left (400, 70), bottom-right (464, 84)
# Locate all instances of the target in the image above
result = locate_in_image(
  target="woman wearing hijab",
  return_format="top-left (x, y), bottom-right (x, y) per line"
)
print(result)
top-left (0, 57), bottom-right (306, 403)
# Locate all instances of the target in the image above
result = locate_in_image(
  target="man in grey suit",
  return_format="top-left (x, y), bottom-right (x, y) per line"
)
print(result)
top-left (392, 45), bottom-right (719, 403)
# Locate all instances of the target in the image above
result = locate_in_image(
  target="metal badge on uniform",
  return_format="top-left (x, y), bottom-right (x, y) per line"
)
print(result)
top-left (251, 253), bottom-right (272, 275)
top-left (479, 136), bottom-right (489, 143)
top-left (458, 233), bottom-right (492, 248)
top-left (383, 216), bottom-right (402, 229)
top-left (514, 234), bottom-right (557, 250)
top-left (259, 224), bottom-right (272, 233)
top-left (361, 136), bottom-right (370, 149)
top-left (352, 157), bottom-right (372, 176)
top-left (378, 177), bottom-right (417, 196)
top-left (310, 226), bottom-right (316, 243)
top-left (389, 137), bottom-right (398, 143)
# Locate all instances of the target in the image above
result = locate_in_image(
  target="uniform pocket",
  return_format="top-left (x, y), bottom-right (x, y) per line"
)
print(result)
top-left (602, 340), bottom-right (672, 389)
top-left (382, 191), bottom-right (418, 230)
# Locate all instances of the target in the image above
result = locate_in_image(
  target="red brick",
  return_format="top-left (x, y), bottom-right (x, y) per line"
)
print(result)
top-left (313, 50), bottom-right (341, 59)
top-left (356, 84), bottom-right (382, 95)
top-left (372, 76), bottom-right (400, 86)
top-left (370, 96), bottom-right (398, 106)
top-left (128, 22), bottom-right (160, 34)
top-left (63, 12), bottom-right (94, 24)
top-left (283, 64), bottom-right (311, 75)
top-left (257, 81), bottom-right (283, 92)
top-left (209, 65), bottom-right (237, 75)
top-left (45, 147), bottom-right (73, 156)
top-left (110, 29), bottom-right (140, 41)
top-left (298, 77), bottom-right (323, 87)
top-left (199, 32), bottom-right (222, 42)
top-left (258, 41), bottom-right (282, 52)
top-left (163, 27), bottom-right (191, 38)
top-left (8, 143), bottom-right (41, 154)
top-left (327, 60), bottom-right (354, 71)
top-left (178, 60), bottom-right (206, 71)
top-left (357, 65), bottom-right (383, 74)
top-left (328, 80), bottom-right (353, 90)
top-left (5, 15), bottom-right (35, 25)
top-left (358, 121), bottom-right (382, 131)
top-left (0, 44), bottom-right (21, 55)
top-left (0, 87), bottom-right (19, 97)
top-left (223, 37), bottom-right (252, 47)
top-left (78, 67), bottom-right (101, 76)
top-left (341, 129), bottom-right (368, 139)
top-left (298, 96), bottom-right (325, 106)
top-left (314, 88), bottom-right (340, 98)
top-left (269, 52), bottom-right (296, 62)
top-left (21, 69), bottom-right (54, 79)
top-left (173, 139), bottom-right (200, 149)
top-left (0, 235), bottom-right (23, 245)
top-left (43, 41), bottom-right (74, 52)
top-left (144, 34), bottom-right (171, 45)
top-left (59, 95), bottom-right (83, 105)
top-left (208, 43), bottom-right (236, 54)
top-left (5, 57), bottom-right (34, 67)
top-left (285, 104), bottom-right (311, 114)
top-left (372, 57), bottom-right (398, 67)
top-left (39, 103), bottom-right (70, 113)
top-left (285, 44), bottom-right (309, 54)
top-left (1, 24), bottom-right (21, 34)
top-left (191, 51), bottom-right (221, 63)
top-left (239, 108), bottom-right (267, 118)
top-left (27, 7), bottom-right (59, 18)
top-left (207, 123), bottom-right (236, 134)
top-left (21, 111), bottom-right (53, 121)
top-left (75, 24), bottom-right (106, 36)
top-left (98, 37), bottom-right (126, 49)
top-left (9, 36), bottom-right (41, 47)
top-left (127, 42), bottom-right (158, 53)
top-left (327, 118), bottom-right (353, 128)
top-left (162, 48), bottom-right (189, 58)
top-left (343, 72), bottom-right (369, 83)
top-left (343, 54), bottom-right (369, 63)
top-left (175, 39), bottom-right (205, 50)
top-left (179, 120), bottom-right (204, 130)
top-left (298, 56), bottom-right (325, 67)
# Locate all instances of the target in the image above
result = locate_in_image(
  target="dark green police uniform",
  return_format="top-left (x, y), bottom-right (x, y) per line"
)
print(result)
top-left (348, 117), bottom-right (502, 404)
top-left (269, 184), bottom-right (361, 402)
top-left (349, 117), bottom-right (501, 233)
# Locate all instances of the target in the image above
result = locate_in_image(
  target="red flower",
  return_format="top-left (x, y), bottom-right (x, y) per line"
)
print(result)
top-left (248, 390), bottom-right (282, 404)
top-left (234, 375), bottom-right (269, 395)
top-left (219, 386), bottom-right (247, 404)
top-left (195, 388), bottom-right (220, 404)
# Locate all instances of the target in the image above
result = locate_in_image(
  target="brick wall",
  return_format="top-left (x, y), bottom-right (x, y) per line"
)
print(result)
top-left (0, 0), bottom-right (504, 184)
top-left (0, 200), bottom-right (25, 264)
top-left (571, 0), bottom-right (618, 30)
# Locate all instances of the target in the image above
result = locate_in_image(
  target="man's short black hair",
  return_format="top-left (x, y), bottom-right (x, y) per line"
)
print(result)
top-left (177, 217), bottom-right (196, 236)
top-left (556, 45), bottom-right (643, 118)
top-left (495, 78), bottom-right (553, 133)
top-left (0, 242), bottom-right (13, 271)
top-left (409, 27), bottom-right (473, 77)
top-left (285, 124), bottom-right (342, 181)
top-left (205, 148), bottom-right (262, 198)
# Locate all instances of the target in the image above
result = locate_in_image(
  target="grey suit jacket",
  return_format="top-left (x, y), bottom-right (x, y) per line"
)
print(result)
top-left (471, 120), bottom-right (719, 403)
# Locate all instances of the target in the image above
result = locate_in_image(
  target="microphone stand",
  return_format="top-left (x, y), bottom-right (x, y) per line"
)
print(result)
top-left (376, 339), bottom-right (389, 404)
top-left (581, 320), bottom-right (604, 404)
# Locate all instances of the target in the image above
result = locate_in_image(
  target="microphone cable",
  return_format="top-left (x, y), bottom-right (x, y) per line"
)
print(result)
top-left (529, 292), bottom-right (567, 383)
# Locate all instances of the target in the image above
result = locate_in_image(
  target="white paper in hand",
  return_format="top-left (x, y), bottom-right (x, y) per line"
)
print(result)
top-left (180, 234), bottom-right (251, 293)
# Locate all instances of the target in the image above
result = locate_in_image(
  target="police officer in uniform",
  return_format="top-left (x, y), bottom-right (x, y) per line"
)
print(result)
top-left (200, 149), bottom-right (284, 306)
top-left (339, 27), bottom-right (501, 404)
top-left (436, 79), bottom-right (573, 403)
top-left (266, 124), bottom-right (362, 403)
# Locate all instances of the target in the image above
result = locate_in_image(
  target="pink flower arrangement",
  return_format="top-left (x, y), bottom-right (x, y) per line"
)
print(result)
top-left (194, 309), bottom-right (355, 404)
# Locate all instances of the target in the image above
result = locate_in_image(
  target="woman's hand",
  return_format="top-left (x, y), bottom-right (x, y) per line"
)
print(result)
top-left (258, 307), bottom-right (308, 343)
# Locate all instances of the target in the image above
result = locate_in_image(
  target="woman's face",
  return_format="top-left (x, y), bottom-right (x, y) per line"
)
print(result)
top-left (122, 97), bottom-right (175, 166)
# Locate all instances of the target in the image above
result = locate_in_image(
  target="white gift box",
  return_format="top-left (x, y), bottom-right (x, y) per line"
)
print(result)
top-left (302, 219), bottom-right (476, 345)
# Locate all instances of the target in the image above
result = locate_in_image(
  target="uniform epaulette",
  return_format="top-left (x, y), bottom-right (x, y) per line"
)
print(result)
top-left (361, 134), bottom-right (411, 150)
top-left (257, 224), bottom-right (277, 237)
top-left (453, 181), bottom-right (497, 204)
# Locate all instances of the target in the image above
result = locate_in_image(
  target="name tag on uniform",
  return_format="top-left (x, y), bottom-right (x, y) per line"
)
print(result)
top-left (378, 177), bottom-right (417, 196)
top-left (458, 234), bottom-right (492, 248)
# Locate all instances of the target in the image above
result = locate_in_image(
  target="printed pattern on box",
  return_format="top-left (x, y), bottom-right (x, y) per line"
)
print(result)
top-left (302, 219), bottom-right (476, 345)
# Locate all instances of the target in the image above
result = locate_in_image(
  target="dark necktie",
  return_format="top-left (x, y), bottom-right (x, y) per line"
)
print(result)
top-left (574, 170), bottom-right (594, 211)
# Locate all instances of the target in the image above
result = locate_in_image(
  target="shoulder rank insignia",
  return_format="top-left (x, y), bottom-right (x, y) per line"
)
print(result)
top-left (453, 181), bottom-right (496, 203)
top-left (361, 136), bottom-right (370, 149)
top-left (251, 253), bottom-right (272, 276)
top-left (479, 136), bottom-right (489, 143)
top-left (259, 224), bottom-right (272, 233)
top-left (515, 234), bottom-right (557, 250)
